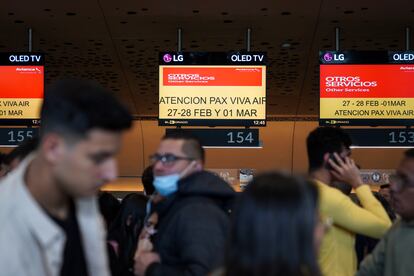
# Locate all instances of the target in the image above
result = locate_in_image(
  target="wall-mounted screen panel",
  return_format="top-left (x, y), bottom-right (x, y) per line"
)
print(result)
top-left (0, 53), bottom-right (44, 125)
top-left (320, 51), bottom-right (414, 126)
top-left (159, 52), bottom-right (266, 126)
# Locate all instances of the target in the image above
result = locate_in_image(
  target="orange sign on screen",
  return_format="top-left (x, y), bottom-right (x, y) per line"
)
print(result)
top-left (0, 66), bottom-right (44, 98)
top-left (320, 64), bottom-right (414, 98)
top-left (163, 67), bottom-right (262, 86)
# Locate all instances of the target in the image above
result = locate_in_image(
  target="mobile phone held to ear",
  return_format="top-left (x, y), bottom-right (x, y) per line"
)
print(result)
top-left (326, 152), bottom-right (345, 170)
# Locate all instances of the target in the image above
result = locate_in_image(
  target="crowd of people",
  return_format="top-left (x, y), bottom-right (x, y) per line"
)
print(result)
top-left (0, 79), bottom-right (413, 276)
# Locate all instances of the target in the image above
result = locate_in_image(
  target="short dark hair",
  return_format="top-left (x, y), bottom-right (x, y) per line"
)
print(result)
top-left (40, 79), bottom-right (132, 141)
top-left (98, 192), bottom-right (121, 228)
top-left (225, 172), bottom-right (320, 276)
top-left (306, 127), bottom-right (352, 172)
top-left (404, 148), bottom-right (414, 159)
top-left (0, 153), bottom-right (7, 165)
top-left (162, 130), bottom-right (205, 163)
top-left (107, 193), bottom-right (148, 271)
top-left (141, 165), bottom-right (155, 195)
top-left (380, 183), bottom-right (390, 189)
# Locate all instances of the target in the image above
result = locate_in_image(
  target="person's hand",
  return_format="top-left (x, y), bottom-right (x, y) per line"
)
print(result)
top-left (134, 250), bottom-right (160, 276)
top-left (139, 213), bottom-right (158, 240)
top-left (328, 152), bottom-right (363, 189)
top-left (136, 237), bottom-right (154, 253)
top-left (134, 235), bottom-right (159, 276)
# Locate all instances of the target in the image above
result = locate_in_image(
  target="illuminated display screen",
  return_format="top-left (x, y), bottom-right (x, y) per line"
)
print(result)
top-left (0, 53), bottom-right (44, 125)
top-left (159, 52), bottom-right (266, 126)
top-left (320, 51), bottom-right (414, 126)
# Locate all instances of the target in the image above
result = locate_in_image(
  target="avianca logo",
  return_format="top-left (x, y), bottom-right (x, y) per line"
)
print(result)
top-left (16, 67), bottom-right (36, 72)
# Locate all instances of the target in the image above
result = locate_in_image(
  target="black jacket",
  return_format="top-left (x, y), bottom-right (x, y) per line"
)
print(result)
top-left (146, 171), bottom-right (235, 276)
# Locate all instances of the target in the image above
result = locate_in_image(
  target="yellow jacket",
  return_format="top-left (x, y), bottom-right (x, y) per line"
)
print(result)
top-left (315, 180), bottom-right (392, 276)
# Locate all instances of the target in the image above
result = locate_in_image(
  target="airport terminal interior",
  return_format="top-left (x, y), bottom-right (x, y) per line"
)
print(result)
top-left (3, 1), bottom-right (414, 276)
top-left (0, 0), bottom-right (412, 192)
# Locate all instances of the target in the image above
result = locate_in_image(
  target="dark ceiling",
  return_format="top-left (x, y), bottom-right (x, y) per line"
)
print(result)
top-left (0, 0), bottom-right (413, 118)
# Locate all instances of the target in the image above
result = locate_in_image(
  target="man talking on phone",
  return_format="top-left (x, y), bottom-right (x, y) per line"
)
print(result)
top-left (134, 130), bottom-right (235, 276)
top-left (307, 127), bottom-right (391, 276)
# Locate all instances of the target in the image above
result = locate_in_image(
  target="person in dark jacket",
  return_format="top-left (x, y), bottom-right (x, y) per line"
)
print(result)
top-left (357, 148), bottom-right (414, 276)
top-left (134, 130), bottom-right (235, 276)
top-left (108, 193), bottom-right (148, 276)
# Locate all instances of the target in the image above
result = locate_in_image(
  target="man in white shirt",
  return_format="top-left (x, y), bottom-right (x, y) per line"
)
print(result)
top-left (0, 79), bottom-right (132, 276)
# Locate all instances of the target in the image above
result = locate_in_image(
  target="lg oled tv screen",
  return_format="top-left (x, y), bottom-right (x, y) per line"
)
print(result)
top-left (159, 52), bottom-right (266, 126)
top-left (0, 53), bottom-right (44, 125)
top-left (320, 51), bottom-right (414, 126)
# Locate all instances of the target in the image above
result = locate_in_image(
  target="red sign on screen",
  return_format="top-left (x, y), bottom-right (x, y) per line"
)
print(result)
top-left (163, 67), bottom-right (262, 86)
top-left (320, 64), bottom-right (414, 98)
top-left (0, 66), bottom-right (44, 98)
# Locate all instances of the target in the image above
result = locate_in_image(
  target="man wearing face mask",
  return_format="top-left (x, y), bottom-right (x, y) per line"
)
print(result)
top-left (134, 130), bottom-right (235, 276)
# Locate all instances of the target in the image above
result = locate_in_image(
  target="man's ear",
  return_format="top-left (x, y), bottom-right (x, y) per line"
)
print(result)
top-left (40, 133), bottom-right (66, 163)
top-left (323, 152), bottom-right (332, 170)
top-left (179, 160), bottom-right (202, 179)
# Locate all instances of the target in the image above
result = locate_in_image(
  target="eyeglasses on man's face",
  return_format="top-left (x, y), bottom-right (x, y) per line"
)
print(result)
top-left (389, 174), bottom-right (414, 191)
top-left (150, 153), bottom-right (194, 166)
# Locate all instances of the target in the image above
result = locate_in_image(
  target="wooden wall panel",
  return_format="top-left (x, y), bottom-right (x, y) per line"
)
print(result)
top-left (117, 121), bottom-right (408, 177)
top-left (0, 121), bottom-right (409, 183)
top-left (352, 148), bottom-right (404, 170)
top-left (116, 120), bottom-right (144, 176)
top-left (204, 122), bottom-right (294, 172)
top-left (128, 121), bottom-right (295, 175)
top-left (140, 120), bottom-right (167, 171)
top-left (291, 121), bottom-right (319, 174)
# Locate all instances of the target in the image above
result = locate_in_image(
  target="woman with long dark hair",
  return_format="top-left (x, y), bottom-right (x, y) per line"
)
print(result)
top-left (217, 172), bottom-right (322, 276)
top-left (107, 193), bottom-right (148, 276)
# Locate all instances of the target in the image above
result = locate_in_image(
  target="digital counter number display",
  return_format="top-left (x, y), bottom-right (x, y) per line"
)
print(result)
top-left (165, 129), bottom-right (260, 148)
top-left (345, 128), bottom-right (414, 148)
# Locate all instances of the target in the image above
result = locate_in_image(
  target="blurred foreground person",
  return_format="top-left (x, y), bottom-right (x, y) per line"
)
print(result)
top-left (0, 137), bottom-right (38, 179)
top-left (307, 127), bottom-right (391, 276)
top-left (3, 137), bottom-right (39, 174)
top-left (212, 172), bottom-right (322, 276)
top-left (0, 79), bottom-right (132, 276)
top-left (358, 149), bottom-right (414, 276)
top-left (0, 152), bottom-right (8, 178)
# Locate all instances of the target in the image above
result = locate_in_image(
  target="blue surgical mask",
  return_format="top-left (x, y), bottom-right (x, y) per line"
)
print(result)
top-left (153, 174), bottom-right (180, 196)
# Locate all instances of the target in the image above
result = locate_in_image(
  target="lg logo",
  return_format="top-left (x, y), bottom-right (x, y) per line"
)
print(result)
top-left (163, 54), bottom-right (172, 62)
top-left (163, 54), bottom-right (183, 63)
top-left (323, 52), bottom-right (344, 62)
